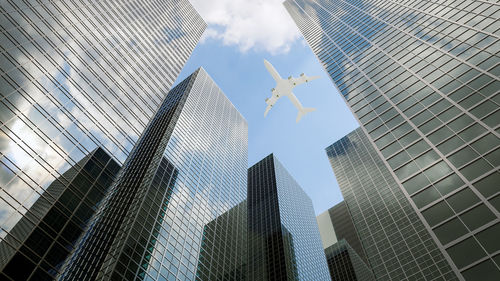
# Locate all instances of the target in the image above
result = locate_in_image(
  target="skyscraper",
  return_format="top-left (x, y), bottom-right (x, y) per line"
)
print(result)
top-left (324, 240), bottom-right (374, 281)
top-left (197, 200), bottom-right (248, 280)
top-left (0, 0), bottom-right (204, 235)
top-left (61, 68), bottom-right (248, 281)
top-left (317, 201), bottom-right (366, 263)
top-left (1, 1), bottom-right (204, 279)
top-left (248, 154), bottom-right (331, 281)
top-left (286, 0), bottom-right (500, 280)
top-left (326, 128), bottom-right (458, 281)
top-left (317, 202), bottom-right (374, 281)
top-left (0, 147), bottom-right (120, 280)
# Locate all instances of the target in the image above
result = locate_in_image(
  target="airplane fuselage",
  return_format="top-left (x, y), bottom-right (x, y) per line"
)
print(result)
top-left (273, 80), bottom-right (304, 110)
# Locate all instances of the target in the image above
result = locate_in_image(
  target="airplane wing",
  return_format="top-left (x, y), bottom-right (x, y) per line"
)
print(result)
top-left (264, 94), bottom-right (279, 117)
top-left (264, 59), bottom-right (282, 82)
top-left (288, 74), bottom-right (320, 88)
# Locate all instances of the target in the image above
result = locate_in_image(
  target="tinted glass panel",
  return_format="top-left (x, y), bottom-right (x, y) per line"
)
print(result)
top-left (460, 158), bottom-right (493, 181)
top-left (424, 161), bottom-right (453, 183)
top-left (476, 223), bottom-right (500, 254)
top-left (448, 146), bottom-right (479, 168)
top-left (446, 188), bottom-right (480, 213)
top-left (428, 126), bottom-right (453, 145)
top-left (414, 150), bottom-right (440, 169)
top-left (412, 186), bottom-right (440, 208)
top-left (460, 204), bottom-right (496, 231)
top-left (395, 161), bottom-right (419, 180)
top-left (433, 218), bottom-right (468, 245)
top-left (437, 136), bottom-right (465, 155)
top-left (422, 201), bottom-right (454, 227)
top-left (447, 237), bottom-right (486, 269)
top-left (3, 253), bottom-right (36, 280)
top-left (461, 260), bottom-right (500, 281)
top-left (473, 172), bottom-right (500, 197)
top-left (471, 134), bottom-right (500, 154)
top-left (485, 148), bottom-right (500, 167)
top-left (489, 196), bottom-right (500, 213)
top-left (458, 123), bottom-right (487, 142)
top-left (403, 173), bottom-right (430, 194)
top-left (434, 173), bottom-right (464, 196)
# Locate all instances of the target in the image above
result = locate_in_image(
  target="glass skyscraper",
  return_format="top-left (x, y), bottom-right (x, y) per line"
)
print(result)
top-left (0, 147), bottom-right (120, 280)
top-left (317, 202), bottom-right (374, 281)
top-left (61, 68), bottom-right (248, 281)
top-left (317, 201), bottom-right (367, 263)
top-left (324, 239), bottom-right (374, 281)
top-left (1, 0), bottom-right (204, 279)
top-left (326, 128), bottom-right (458, 281)
top-left (0, 0), bottom-right (204, 235)
top-left (286, 0), bottom-right (499, 280)
top-left (197, 200), bottom-right (248, 280)
top-left (248, 154), bottom-right (331, 281)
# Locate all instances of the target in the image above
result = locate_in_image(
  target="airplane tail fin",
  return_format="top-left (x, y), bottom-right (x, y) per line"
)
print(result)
top-left (264, 105), bottom-right (272, 117)
top-left (296, 107), bottom-right (316, 123)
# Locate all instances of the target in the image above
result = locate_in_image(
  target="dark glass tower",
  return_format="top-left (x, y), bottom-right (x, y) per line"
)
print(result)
top-left (197, 200), bottom-right (248, 280)
top-left (0, 147), bottom-right (119, 280)
top-left (286, 0), bottom-right (500, 280)
top-left (0, 0), bottom-right (205, 248)
top-left (317, 202), bottom-right (374, 281)
top-left (248, 154), bottom-right (331, 281)
top-left (60, 68), bottom-right (248, 281)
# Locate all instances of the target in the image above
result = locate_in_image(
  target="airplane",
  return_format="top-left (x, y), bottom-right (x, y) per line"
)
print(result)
top-left (263, 59), bottom-right (320, 122)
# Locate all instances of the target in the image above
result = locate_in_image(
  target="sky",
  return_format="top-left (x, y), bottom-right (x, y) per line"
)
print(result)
top-left (174, 0), bottom-right (359, 215)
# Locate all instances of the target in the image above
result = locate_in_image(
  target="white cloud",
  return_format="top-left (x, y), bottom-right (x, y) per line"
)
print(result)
top-left (190, 0), bottom-right (301, 54)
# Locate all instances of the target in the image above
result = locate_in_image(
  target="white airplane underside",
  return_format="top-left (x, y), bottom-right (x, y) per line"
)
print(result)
top-left (263, 59), bottom-right (319, 122)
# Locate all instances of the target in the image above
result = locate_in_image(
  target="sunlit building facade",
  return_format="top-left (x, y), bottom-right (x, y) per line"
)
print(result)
top-left (286, 0), bottom-right (500, 280)
top-left (0, 0), bottom-right (204, 279)
top-left (248, 154), bottom-right (331, 281)
top-left (61, 68), bottom-right (248, 281)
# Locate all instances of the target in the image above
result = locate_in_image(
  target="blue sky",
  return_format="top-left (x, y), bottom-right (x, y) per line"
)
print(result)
top-left (175, 1), bottom-right (359, 215)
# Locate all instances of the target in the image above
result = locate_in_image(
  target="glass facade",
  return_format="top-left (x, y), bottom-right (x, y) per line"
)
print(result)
top-left (326, 201), bottom-right (367, 263)
top-left (0, 147), bottom-right (119, 280)
top-left (197, 200), bottom-right (248, 280)
top-left (248, 154), bottom-right (331, 281)
top-left (325, 239), bottom-right (374, 281)
top-left (326, 128), bottom-right (458, 280)
top-left (317, 208), bottom-right (338, 250)
top-left (0, 0), bottom-right (205, 241)
top-left (61, 68), bottom-right (248, 281)
top-left (286, 0), bottom-right (500, 279)
top-left (317, 202), bottom-right (374, 281)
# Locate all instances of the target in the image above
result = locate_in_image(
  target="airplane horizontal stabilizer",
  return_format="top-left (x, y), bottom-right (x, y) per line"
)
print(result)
top-left (296, 107), bottom-right (316, 123)
top-left (264, 105), bottom-right (272, 117)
